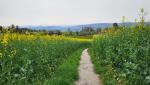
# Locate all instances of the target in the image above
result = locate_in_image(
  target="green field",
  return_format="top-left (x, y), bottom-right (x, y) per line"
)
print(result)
top-left (0, 25), bottom-right (150, 85)
top-left (90, 26), bottom-right (150, 85)
top-left (0, 34), bottom-right (89, 85)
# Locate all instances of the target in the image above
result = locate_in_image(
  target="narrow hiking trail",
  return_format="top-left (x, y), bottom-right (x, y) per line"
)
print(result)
top-left (75, 49), bottom-right (102, 85)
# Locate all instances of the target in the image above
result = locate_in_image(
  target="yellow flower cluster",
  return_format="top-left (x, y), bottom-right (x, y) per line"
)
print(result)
top-left (1, 34), bottom-right (9, 46)
top-left (0, 33), bottom-right (90, 59)
top-left (0, 34), bottom-right (9, 59)
top-left (0, 33), bottom-right (90, 42)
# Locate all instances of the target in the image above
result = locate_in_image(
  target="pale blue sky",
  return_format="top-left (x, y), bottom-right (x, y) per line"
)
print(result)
top-left (0, 0), bottom-right (150, 26)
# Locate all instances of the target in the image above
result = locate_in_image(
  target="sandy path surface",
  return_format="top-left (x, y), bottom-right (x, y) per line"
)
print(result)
top-left (75, 49), bottom-right (102, 85)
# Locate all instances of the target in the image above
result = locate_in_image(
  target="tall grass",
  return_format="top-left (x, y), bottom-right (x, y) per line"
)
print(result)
top-left (90, 26), bottom-right (150, 85)
top-left (0, 34), bottom-right (89, 85)
top-left (44, 48), bottom-right (83, 85)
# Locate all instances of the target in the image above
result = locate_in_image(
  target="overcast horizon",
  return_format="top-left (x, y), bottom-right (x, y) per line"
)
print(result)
top-left (0, 0), bottom-right (150, 26)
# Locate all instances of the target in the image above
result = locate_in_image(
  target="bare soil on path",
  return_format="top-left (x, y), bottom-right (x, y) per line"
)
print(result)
top-left (75, 49), bottom-right (102, 85)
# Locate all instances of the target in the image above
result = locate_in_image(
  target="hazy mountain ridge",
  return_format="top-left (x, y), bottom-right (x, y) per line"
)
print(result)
top-left (20, 22), bottom-right (150, 32)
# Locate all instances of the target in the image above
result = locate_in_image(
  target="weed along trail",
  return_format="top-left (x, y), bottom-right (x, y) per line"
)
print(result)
top-left (75, 49), bottom-right (102, 85)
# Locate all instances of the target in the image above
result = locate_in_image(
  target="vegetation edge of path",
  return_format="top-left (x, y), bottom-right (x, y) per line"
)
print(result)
top-left (44, 48), bottom-right (84, 85)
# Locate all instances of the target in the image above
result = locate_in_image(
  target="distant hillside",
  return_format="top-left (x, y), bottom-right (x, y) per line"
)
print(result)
top-left (20, 22), bottom-right (150, 32)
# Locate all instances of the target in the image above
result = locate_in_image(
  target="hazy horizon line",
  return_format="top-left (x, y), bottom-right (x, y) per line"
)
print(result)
top-left (2, 21), bottom-right (148, 27)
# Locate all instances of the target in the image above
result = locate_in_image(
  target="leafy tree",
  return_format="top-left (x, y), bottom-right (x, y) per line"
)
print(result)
top-left (0, 25), bottom-right (3, 32)
top-left (96, 28), bottom-right (102, 34)
top-left (113, 23), bottom-right (119, 29)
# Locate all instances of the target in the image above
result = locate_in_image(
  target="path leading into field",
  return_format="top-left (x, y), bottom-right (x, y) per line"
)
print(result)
top-left (75, 49), bottom-right (102, 85)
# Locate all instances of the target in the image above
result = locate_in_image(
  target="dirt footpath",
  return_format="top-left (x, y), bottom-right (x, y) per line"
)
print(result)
top-left (75, 49), bottom-right (102, 85)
